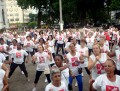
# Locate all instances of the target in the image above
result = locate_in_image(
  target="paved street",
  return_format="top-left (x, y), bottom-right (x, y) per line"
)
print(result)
top-left (8, 62), bottom-right (90, 91)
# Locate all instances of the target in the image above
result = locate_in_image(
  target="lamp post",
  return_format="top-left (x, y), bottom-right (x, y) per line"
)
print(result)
top-left (59, 0), bottom-right (63, 31)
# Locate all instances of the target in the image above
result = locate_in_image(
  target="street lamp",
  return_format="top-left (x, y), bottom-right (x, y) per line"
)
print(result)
top-left (59, 0), bottom-right (63, 31)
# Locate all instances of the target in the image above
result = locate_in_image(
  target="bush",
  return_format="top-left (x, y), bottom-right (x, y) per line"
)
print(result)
top-left (28, 21), bottom-right (37, 28)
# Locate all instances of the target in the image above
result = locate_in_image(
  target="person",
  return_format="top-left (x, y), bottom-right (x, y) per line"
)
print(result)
top-left (56, 31), bottom-right (65, 55)
top-left (0, 69), bottom-right (9, 91)
top-left (88, 44), bottom-right (110, 91)
top-left (53, 54), bottom-right (69, 87)
top-left (86, 32), bottom-right (94, 55)
top-left (47, 35), bottom-right (55, 59)
top-left (45, 68), bottom-right (68, 91)
top-left (78, 39), bottom-right (91, 77)
top-left (8, 43), bottom-right (30, 81)
top-left (32, 45), bottom-right (51, 91)
top-left (92, 59), bottom-right (120, 91)
top-left (65, 43), bottom-right (83, 91)
top-left (108, 41), bottom-right (120, 75)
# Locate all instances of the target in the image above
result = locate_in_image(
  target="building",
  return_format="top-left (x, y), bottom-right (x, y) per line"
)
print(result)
top-left (5, 0), bottom-right (37, 26)
top-left (0, 0), bottom-right (9, 29)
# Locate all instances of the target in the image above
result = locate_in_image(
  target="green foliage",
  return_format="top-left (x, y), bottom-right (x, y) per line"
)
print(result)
top-left (28, 21), bottom-right (37, 28)
top-left (110, 0), bottom-right (120, 10)
top-left (29, 13), bottom-right (37, 22)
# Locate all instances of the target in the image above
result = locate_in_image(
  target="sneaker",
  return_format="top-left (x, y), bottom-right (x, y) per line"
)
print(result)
top-left (75, 82), bottom-right (78, 87)
top-left (32, 87), bottom-right (37, 91)
top-left (45, 78), bottom-right (47, 82)
top-left (21, 71), bottom-right (24, 75)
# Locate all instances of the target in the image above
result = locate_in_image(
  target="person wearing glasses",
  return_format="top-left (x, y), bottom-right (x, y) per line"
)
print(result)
top-left (92, 59), bottom-right (120, 91)
top-left (45, 68), bottom-right (68, 91)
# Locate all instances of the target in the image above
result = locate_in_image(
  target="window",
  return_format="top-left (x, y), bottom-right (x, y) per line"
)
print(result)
top-left (2, 9), bottom-right (6, 25)
top-left (15, 18), bottom-right (19, 21)
top-left (15, 13), bottom-right (19, 16)
top-left (10, 19), bottom-right (14, 21)
top-left (10, 14), bottom-right (13, 16)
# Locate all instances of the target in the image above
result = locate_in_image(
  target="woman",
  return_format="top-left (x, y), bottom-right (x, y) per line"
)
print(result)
top-left (86, 32), bottom-right (94, 55)
top-left (47, 35), bottom-right (55, 59)
top-left (56, 31), bottom-right (65, 55)
top-left (108, 41), bottom-right (120, 75)
top-left (0, 69), bottom-right (9, 91)
top-left (24, 35), bottom-right (35, 57)
top-left (45, 68), bottom-right (68, 91)
top-left (88, 44), bottom-right (110, 91)
top-left (78, 39), bottom-right (91, 77)
top-left (53, 54), bottom-right (69, 87)
top-left (8, 43), bottom-right (29, 81)
top-left (92, 59), bottom-right (120, 91)
top-left (32, 45), bottom-right (51, 91)
top-left (65, 43), bottom-right (83, 91)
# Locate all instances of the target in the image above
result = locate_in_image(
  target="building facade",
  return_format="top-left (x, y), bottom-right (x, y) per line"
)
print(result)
top-left (5, 0), bottom-right (37, 25)
top-left (0, 0), bottom-right (9, 29)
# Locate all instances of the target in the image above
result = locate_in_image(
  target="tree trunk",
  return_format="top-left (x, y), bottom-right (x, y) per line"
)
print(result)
top-left (37, 9), bottom-right (42, 28)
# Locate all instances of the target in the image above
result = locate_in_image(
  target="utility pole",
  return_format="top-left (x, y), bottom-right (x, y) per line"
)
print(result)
top-left (59, 0), bottom-right (63, 31)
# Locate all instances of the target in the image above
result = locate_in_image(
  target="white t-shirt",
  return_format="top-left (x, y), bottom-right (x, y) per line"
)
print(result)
top-left (0, 44), bottom-right (8, 57)
top-left (45, 81), bottom-right (68, 91)
top-left (35, 52), bottom-right (49, 71)
top-left (115, 49), bottom-right (120, 70)
top-left (93, 74), bottom-right (120, 91)
top-left (66, 52), bottom-right (80, 76)
top-left (100, 45), bottom-right (110, 53)
top-left (0, 53), bottom-right (5, 63)
top-left (0, 69), bottom-right (5, 91)
top-left (90, 53), bottom-right (107, 80)
top-left (78, 46), bottom-right (88, 67)
top-left (57, 34), bottom-right (64, 44)
top-left (86, 37), bottom-right (94, 49)
top-left (48, 40), bottom-right (55, 53)
top-left (9, 49), bottom-right (28, 64)
top-left (24, 40), bottom-right (35, 52)
top-left (0, 63), bottom-right (3, 69)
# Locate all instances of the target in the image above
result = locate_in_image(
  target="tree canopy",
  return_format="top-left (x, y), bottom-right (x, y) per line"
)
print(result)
top-left (17, 0), bottom-right (120, 27)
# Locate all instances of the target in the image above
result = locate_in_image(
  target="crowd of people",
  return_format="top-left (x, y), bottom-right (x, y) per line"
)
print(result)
top-left (0, 25), bottom-right (120, 91)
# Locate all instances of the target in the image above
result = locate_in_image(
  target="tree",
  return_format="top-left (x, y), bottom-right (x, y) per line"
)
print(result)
top-left (29, 13), bottom-right (37, 22)
top-left (28, 21), bottom-right (37, 28)
top-left (110, 0), bottom-right (120, 11)
top-left (17, 0), bottom-right (51, 28)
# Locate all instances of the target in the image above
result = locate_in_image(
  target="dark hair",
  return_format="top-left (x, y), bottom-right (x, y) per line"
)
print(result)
top-left (0, 38), bottom-right (4, 41)
top-left (12, 39), bottom-right (17, 43)
top-left (47, 35), bottom-right (53, 40)
top-left (55, 54), bottom-right (63, 61)
top-left (68, 37), bottom-right (73, 42)
top-left (39, 38), bottom-right (45, 44)
top-left (107, 59), bottom-right (118, 75)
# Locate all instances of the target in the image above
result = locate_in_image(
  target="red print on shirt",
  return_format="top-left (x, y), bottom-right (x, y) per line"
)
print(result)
top-left (106, 85), bottom-right (119, 91)
top-left (71, 57), bottom-right (79, 67)
top-left (59, 89), bottom-right (64, 91)
top-left (96, 63), bottom-right (104, 74)
top-left (59, 36), bottom-right (62, 41)
top-left (27, 43), bottom-right (30, 47)
top-left (0, 46), bottom-right (4, 50)
top-left (39, 56), bottom-right (45, 63)
top-left (16, 52), bottom-right (22, 58)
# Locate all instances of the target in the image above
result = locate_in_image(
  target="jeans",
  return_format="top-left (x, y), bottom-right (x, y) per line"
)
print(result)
top-left (69, 75), bottom-right (83, 91)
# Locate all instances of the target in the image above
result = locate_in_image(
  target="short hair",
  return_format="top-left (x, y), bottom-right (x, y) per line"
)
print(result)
top-left (50, 68), bottom-right (61, 78)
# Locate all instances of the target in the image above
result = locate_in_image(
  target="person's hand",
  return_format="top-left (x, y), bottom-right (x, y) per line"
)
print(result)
top-left (95, 56), bottom-right (100, 61)
top-left (89, 78), bottom-right (93, 84)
